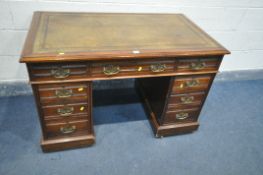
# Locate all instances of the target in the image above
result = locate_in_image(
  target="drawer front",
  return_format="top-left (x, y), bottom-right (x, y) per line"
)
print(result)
top-left (44, 114), bottom-right (88, 125)
top-left (168, 92), bottom-right (206, 110)
top-left (172, 75), bottom-right (213, 94)
top-left (45, 120), bottom-right (90, 137)
top-left (176, 57), bottom-right (221, 72)
top-left (164, 108), bottom-right (199, 124)
top-left (91, 59), bottom-right (175, 78)
top-left (29, 62), bottom-right (89, 81)
top-left (37, 82), bottom-right (90, 105)
top-left (42, 102), bottom-right (88, 117)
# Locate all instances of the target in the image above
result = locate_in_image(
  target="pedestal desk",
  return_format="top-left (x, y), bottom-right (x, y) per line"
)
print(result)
top-left (20, 12), bottom-right (230, 152)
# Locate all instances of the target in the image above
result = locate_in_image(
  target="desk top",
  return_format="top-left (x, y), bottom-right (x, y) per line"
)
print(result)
top-left (20, 12), bottom-right (229, 63)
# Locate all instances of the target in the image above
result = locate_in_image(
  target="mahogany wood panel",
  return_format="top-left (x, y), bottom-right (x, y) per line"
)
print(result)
top-left (27, 56), bottom-right (221, 84)
top-left (44, 114), bottom-right (89, 125)
top-left (172, 74), bottom-right (213, 94)
top-left (42, 102), bottom-right (88, 117)
top-left (91, 59), bottom-right (175, 78)
top-left (32, 80), bottom-right (94, 151)
top-left (168, 91), bottom-right (206, 109)
top-left (45, 120), bottom-right (90, 138)
top-left (136, 80), bottom-right (200, 137)
top-left (19, 12), bottom-right (230, 151)
top-left (41, 134), bottom-right (95, 152)
top-left (136, 77), bottom-right (171, 122)
top-left (28, 62), bottom-right (89, 82)
top-left (37, 82), bottom-right (89, 106)
top-left (176, 57), bottom-right (221, 73)
top-left (164, 108), bottom-right (199, 124)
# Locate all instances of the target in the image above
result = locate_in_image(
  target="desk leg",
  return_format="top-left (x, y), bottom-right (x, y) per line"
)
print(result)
top-left (31, 82), bottom-right (95, 152)
top-left (136, 77), bottom-right (200, 137)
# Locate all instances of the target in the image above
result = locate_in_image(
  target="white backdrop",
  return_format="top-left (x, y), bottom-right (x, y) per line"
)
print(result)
top-left (0, 0), bottom-right (263, 82)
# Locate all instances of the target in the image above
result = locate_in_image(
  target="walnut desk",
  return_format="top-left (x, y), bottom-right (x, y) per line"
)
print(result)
top-left (20, 12), bottom-right (230, 152)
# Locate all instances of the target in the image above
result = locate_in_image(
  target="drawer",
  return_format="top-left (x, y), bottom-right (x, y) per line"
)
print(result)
top-left (164, 108), bottom-right (199, 124)
top-left (45, 120), bottom-right (90, 137)
top-left (176, 57), bottom-right (221, 72)
top-left (172, 75), bottom-right (213, 94)
top-left (37, 82), bottom-right (90, 105)
top-left (29, 62), bottom-right (89, 82)
top-left (168, 91), bottom-right (206, 110)
top-left (42, 102), bottom-right (88, 117)
top-left (44, 114), bottom-right (89, 125)
top-left (91, 59), bottom-right (175, 78)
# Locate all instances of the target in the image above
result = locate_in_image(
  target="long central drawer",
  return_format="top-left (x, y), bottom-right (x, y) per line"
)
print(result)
top-left (27, 57), bottom-right (221, 83)
top-left (90, 59), bottom-right (176, 78)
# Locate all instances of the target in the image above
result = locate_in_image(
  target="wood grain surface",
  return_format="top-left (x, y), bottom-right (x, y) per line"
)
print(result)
top-left (20, 12), bottom-right (230, 63)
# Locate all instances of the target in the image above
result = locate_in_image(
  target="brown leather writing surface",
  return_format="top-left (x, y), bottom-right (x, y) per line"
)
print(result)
top-left (20, 12), bottom-right (229, 63)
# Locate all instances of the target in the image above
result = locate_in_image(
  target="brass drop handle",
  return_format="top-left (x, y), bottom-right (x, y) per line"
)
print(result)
top-left (57, 106), bottom-right (74, 116)
top-left (190, 62), bottom-right (206, 70)
top-left (51, 68), bottom-right (70, 79)
top-left (150, 64), bottom-right (166, 72)
top-left (176, 112), bottom-right (189, 120)
top-left (180, 96), bottom-right (194, 104)
top-left (103, 64), bottom-right (120, 75)
top-left (55, 89), bottom-right (73, 98)
top-left (185, 79), bottom-right (200, 87)
top-left (60, 125), bottom-right (76, 134)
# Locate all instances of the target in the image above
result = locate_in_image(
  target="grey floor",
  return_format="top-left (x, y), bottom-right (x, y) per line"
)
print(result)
top-left (0, 79), bottom-right (263, 175)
